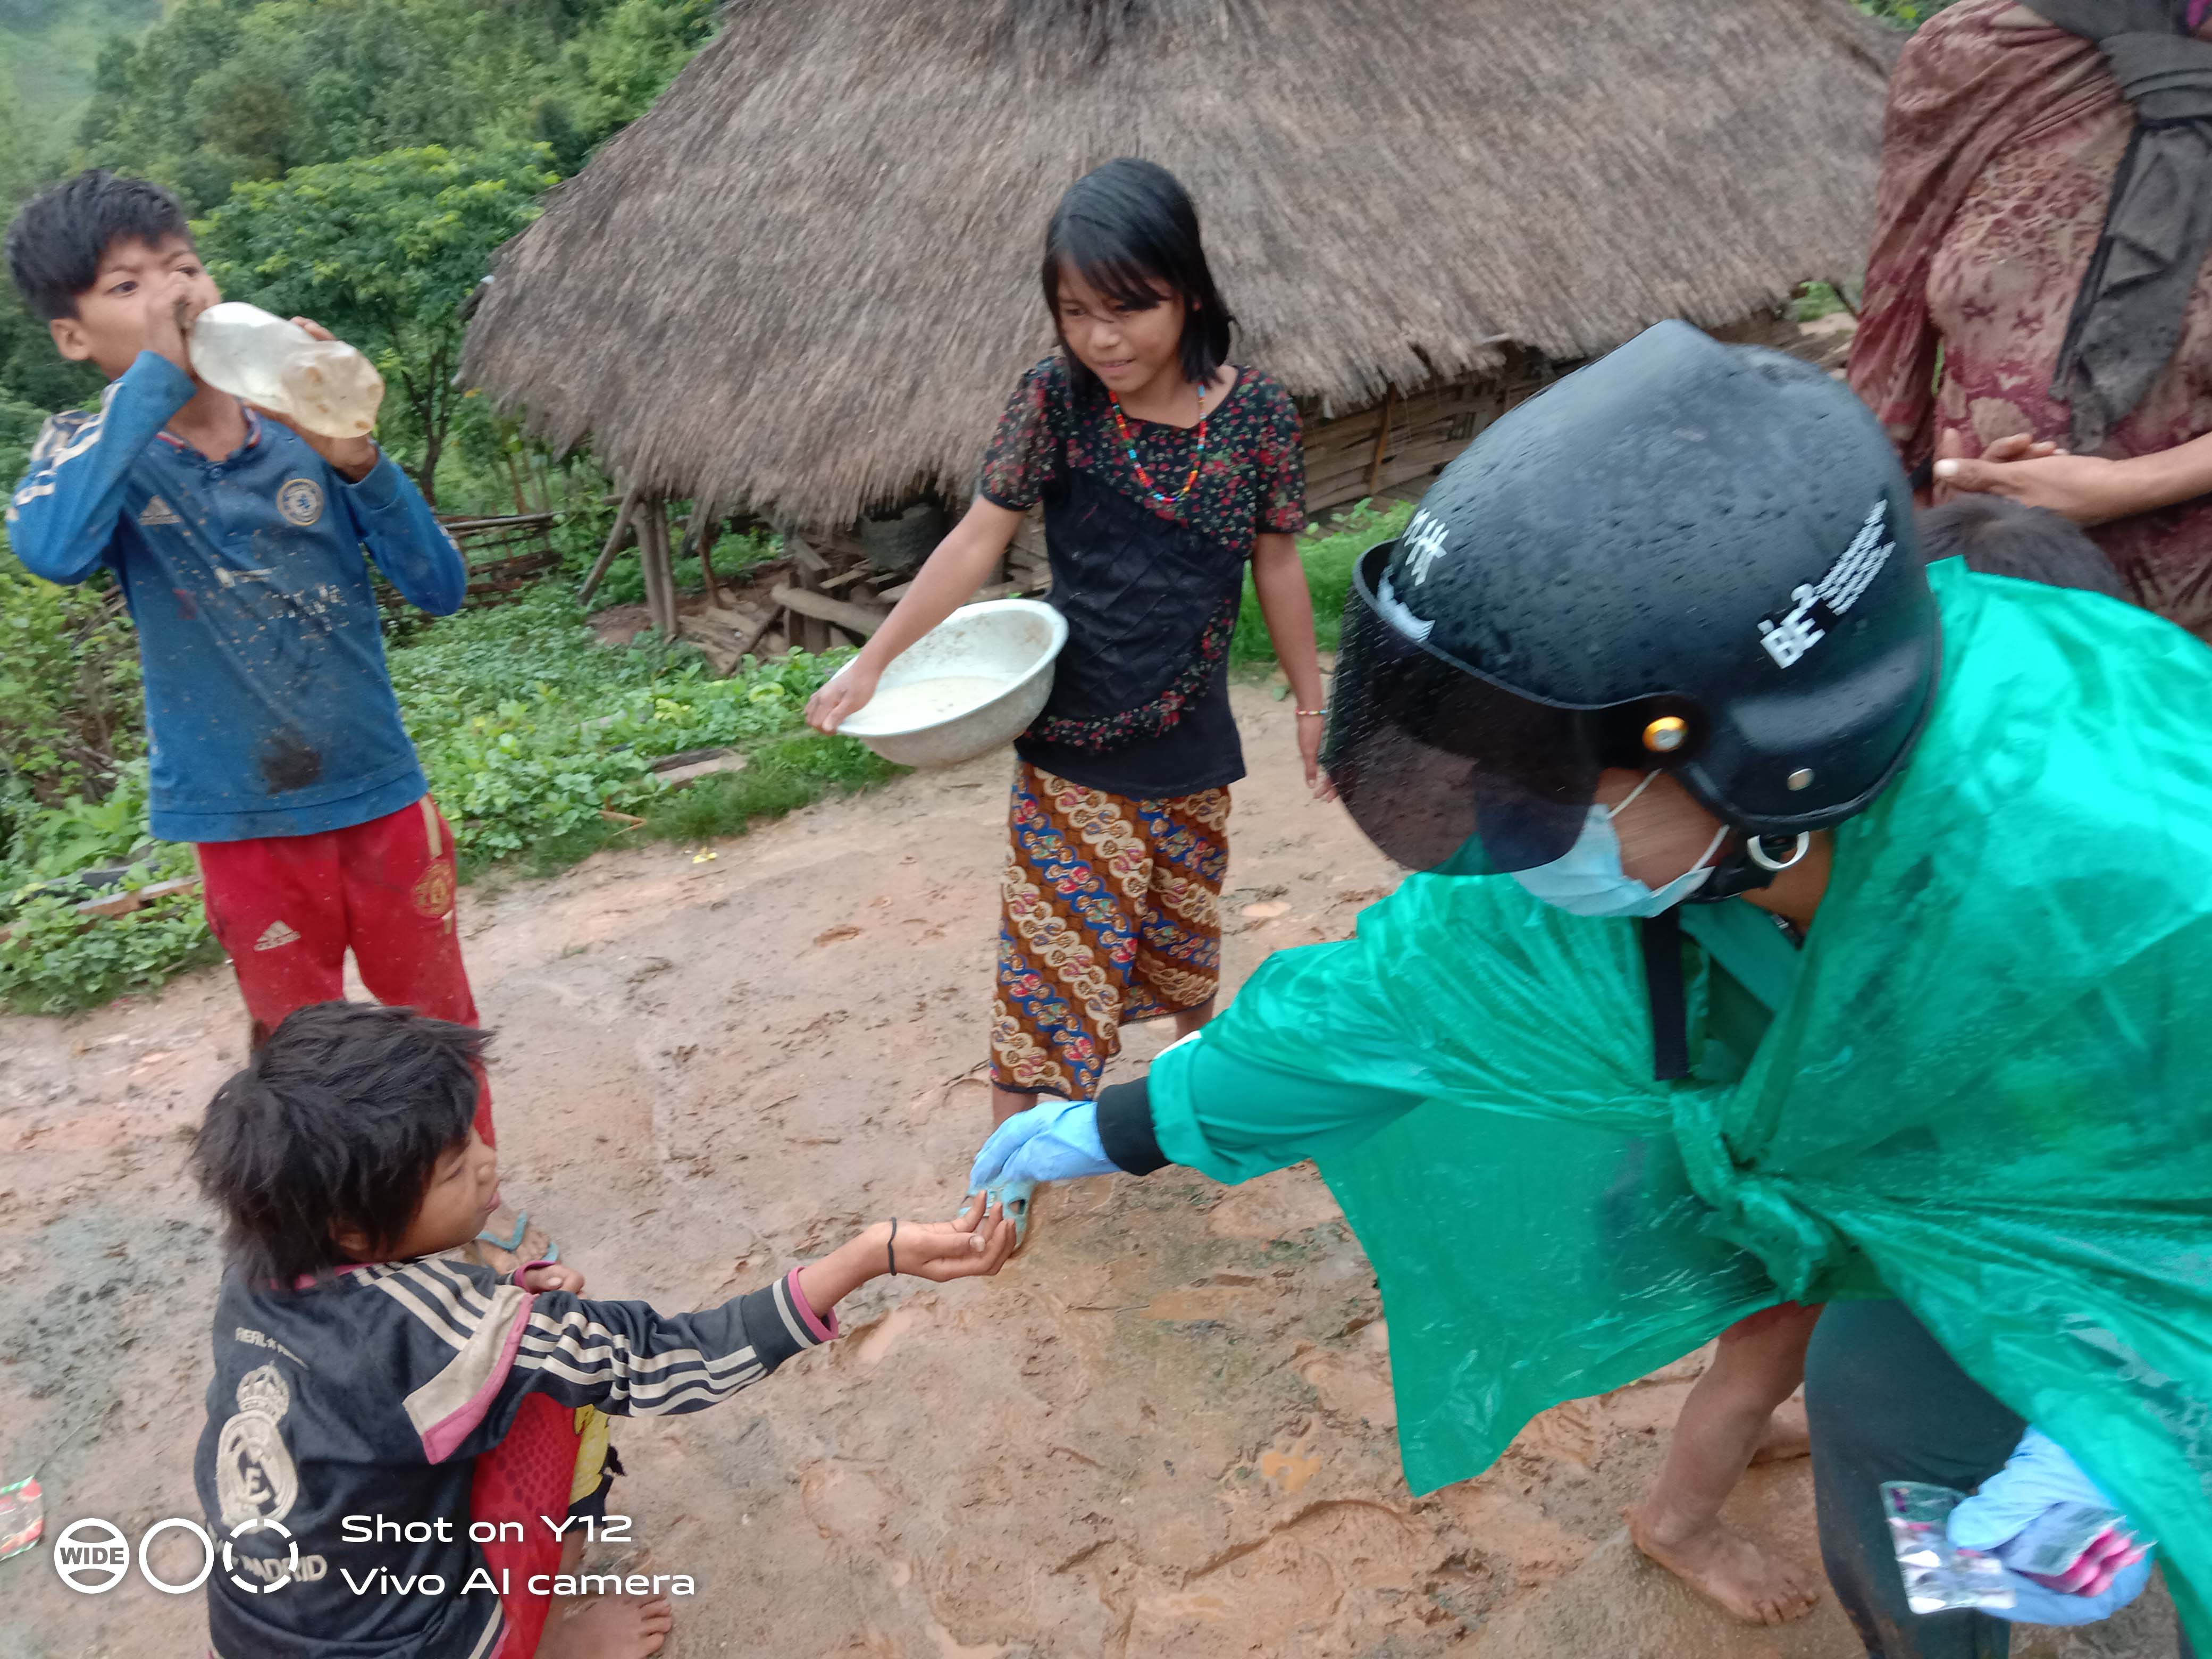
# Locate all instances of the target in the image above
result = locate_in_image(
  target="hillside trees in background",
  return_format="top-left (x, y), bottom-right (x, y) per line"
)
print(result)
top-left (73, 0), bottom-right (718, 211)
top-left (195, 144), bottom-right (556, 502)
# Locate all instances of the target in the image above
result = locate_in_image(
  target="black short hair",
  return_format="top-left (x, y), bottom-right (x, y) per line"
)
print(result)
top-left (192, 1002), bottom-right (485, 1286)
top-left (5, 169), bottom-right (193, 323)
top-left (1041, 157), bottom-right (1235, 395)
top-left (1920, 495), bottom-right (2126, 598)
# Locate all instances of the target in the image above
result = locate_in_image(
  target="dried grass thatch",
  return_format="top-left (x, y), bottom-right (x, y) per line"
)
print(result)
top-left (462, 0), bottom-right (1899, 529)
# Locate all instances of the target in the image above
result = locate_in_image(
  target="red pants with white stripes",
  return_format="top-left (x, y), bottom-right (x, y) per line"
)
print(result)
top-left (195, 795), bottom-right (496, 1143)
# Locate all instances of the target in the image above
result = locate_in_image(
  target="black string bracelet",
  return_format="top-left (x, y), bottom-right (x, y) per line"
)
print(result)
top-left (886, 1218), bottom-right (899, 1277)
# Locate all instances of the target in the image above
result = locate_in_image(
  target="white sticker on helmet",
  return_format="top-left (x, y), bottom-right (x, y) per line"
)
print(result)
top-left (1404, 510), bottom-right (1451, 585)
top-left (1757, 500), bottom-right (1894, 669)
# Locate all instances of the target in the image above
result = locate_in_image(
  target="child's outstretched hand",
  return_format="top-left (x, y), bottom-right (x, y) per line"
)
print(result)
top-left (520, 1262), bottom-right (588, 1295)
top-left (794, 1197), bottom-right (1018, 1322)
top-left (893, 1198), bottom-right (1020, 1283)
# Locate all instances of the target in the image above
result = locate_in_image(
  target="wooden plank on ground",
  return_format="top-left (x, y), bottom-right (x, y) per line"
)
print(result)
top-left (770, 585), bottom-right (890, 638)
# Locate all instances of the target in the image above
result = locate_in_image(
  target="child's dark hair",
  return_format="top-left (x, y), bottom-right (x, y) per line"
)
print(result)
top-left (1041, 157), bottom-right (1233, 393)
top-left (1921, 495), bottom-right (2126, 598)
top-left (5, 169), bottom-right (192, 323)
top-left (192, 1002), bottom-right (485, 1285)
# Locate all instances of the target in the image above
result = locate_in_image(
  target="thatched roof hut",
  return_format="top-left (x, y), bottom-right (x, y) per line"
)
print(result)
top-left (464, 0), bottom-right (1898, 546)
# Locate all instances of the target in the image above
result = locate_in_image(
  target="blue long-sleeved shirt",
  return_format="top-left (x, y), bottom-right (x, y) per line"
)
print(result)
top-left (5, 352), bottom-right (466, 842)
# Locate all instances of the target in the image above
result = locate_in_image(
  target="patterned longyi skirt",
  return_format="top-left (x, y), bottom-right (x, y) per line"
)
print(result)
top-left (990, 763), bottom-right (1229, 1101)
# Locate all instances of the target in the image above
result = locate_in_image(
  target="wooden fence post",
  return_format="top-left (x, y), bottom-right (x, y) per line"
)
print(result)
top-left (577, 484), bottom-right (641, 603)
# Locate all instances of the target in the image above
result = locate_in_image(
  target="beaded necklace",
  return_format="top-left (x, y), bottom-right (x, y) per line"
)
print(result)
top-left (1108, 380), bottom-right (1209, 510)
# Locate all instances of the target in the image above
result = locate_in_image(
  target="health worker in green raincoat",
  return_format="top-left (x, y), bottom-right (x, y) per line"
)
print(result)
top-left (970, 323), bottom-right (2212, 1657)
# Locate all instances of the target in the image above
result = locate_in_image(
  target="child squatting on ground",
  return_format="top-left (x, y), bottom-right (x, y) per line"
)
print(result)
top-left (189, 1002), bottom-right (1016, 1659)
top-left (807, 157), bottom-right (1329, 1246)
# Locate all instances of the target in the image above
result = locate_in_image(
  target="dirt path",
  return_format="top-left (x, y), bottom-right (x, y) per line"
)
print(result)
top-left (0, 686), bottom-right (2177, 1657)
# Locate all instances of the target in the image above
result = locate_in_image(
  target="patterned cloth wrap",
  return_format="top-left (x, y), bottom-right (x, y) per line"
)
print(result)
top-left (992, 764), bottom-right (1229, 1100)
top-left (1849, 0), bottom-right (2212, 634)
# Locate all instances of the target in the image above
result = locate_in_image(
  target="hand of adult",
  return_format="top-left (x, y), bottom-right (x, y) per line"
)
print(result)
top-left (1948, 1427), bottom-right (2155, 1625)
top-left (805, 659), bottom-right (879, 733)
top-left (968, 1097), bottom-right (1116, 1191)
top-left (1933, 451), bottom-right (2135, 527)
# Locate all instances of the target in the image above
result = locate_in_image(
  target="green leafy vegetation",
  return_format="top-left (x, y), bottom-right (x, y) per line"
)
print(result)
top-left (0, 875), bottom-right (225, 1016)
top-left (1853, 0), bottom-right (1958, 26)
top-left (72, 0), bottom-right (717, 212)
top-left (1232, 498), bottom-right (1417, 667)
top-left (389, 585), bottom-right (871, 862)
top-left (1790, 280), bottom-right (1851, 324)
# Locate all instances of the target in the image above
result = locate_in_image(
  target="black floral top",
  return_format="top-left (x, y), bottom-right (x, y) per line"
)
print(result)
top-left (979, 356), bottom-right (1306, 800)
top-left (978, 355), bottom-right (1307, 543)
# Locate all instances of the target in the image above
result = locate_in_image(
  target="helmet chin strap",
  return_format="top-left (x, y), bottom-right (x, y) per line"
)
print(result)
top-left (1644, 828), bottom-right (1813, 1082)
top-left (1686, 831), bottom-right (1812, 903)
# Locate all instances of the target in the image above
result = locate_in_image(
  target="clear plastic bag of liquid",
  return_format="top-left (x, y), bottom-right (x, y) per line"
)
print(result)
top-left (1884, 1482), bottom-right (2016, 1615)
top-left (188, 302), bottom-right (384, 439)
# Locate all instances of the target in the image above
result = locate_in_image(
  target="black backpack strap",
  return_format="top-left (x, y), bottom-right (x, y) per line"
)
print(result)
top-left (1640, 910), bottom-right (1691, 1082)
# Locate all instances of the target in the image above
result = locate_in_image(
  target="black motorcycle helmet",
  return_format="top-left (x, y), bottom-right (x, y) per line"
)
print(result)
top-left (1324, 321), bottom-right (1939, 882)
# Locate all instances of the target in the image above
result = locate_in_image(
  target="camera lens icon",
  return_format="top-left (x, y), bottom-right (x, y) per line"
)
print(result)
top-left (223, 1516), bottom-right (301, 1594)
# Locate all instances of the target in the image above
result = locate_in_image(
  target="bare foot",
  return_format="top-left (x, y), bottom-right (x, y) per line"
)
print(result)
top-left (1750, 1395), bottom-right (1811, 1465)
top-left (538, 1592), bottom-right (674, 1658)
top-left (1627, 1504), bottom-right (1821, 1625)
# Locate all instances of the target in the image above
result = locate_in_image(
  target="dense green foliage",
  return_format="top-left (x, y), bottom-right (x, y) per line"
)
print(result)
top-left (1232, 498), bottom-right (1415, 667)
top-left (0, 560), bottom-right (141, 810)
top-left (1, 0), bottom-right (160, 134)
top-left (71, 0), bottom-right (715, 212)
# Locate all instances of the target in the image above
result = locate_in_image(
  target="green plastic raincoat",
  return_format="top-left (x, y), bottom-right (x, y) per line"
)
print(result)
top-left (1147, 560), bottom-right (2212, 1637)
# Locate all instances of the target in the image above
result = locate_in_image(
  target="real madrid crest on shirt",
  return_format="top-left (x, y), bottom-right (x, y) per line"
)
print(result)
top-left (216, 1363), bottom-right (301, 1528)
top-left (276, 476), bottom-right (325, 528)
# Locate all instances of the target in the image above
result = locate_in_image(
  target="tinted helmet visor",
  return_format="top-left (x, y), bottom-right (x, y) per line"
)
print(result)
top-left (1325, 544), bottom-right (1603, 874)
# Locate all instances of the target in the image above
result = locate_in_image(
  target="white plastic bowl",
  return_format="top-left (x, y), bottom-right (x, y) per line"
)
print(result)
top-left (837, 598), bottom-right (1069, 768)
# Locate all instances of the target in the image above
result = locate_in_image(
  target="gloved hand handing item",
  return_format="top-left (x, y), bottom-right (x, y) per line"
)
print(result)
top-left (969, 1098), bottom-right (1117, 1191)
top-left (1949, 1428), bottom-right (2155, 1626)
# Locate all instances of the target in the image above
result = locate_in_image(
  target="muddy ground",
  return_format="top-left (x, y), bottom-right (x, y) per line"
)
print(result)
top-left (0, 684), bottom-right (2182, 1656)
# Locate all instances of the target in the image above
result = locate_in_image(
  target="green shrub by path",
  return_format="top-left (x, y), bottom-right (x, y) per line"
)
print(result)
top-left (462, 731), bottom-right (904, 883)
top-left (1232, 497), bottom-right (1417, 667)
top-left (390, 585), bottom-right (867, 858)
top-left (0, 876), bottom-right (225, 1016)
top-left (639, 732), bottom-right (902, 846)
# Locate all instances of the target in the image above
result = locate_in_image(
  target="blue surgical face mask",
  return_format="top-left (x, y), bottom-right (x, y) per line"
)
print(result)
top-left (1509, 772), bottom-right (1727, 919)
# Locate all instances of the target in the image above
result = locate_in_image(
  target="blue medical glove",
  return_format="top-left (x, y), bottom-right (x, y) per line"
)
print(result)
top-left (1949, 1427), bottom-right (2155, 1626)
top-left (969, 1098), bottom-right (1117, 1190)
